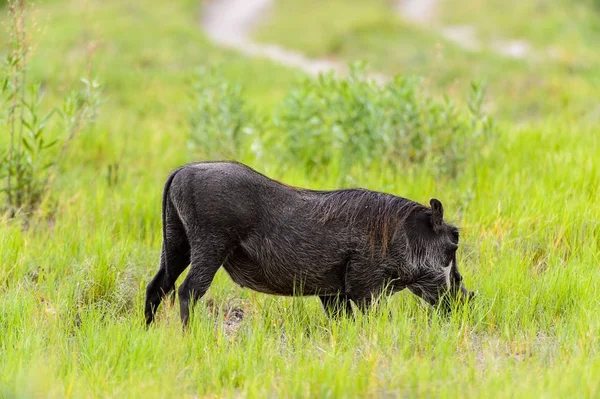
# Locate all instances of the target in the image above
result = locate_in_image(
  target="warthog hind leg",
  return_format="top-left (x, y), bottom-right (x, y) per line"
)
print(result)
top-left (145, 220), bottom-right (190, 326)
top-left (178, 243), bottom-right (228, 328)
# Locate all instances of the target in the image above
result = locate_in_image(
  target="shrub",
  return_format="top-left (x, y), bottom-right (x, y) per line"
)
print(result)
top-left (187, 66), bottom-right (261, 160)
top-left (0, 0), bottom-right (101, 217)
top-left (271, 63), bottom-right (495, 179)
top-left (186, 62), bottom-right (494, 181)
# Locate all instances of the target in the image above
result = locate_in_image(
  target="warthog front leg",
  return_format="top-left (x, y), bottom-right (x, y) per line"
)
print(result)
top-left (344, 258), bottom-right (392, 316)
top-left (319, 295), bottom-right (354, 318)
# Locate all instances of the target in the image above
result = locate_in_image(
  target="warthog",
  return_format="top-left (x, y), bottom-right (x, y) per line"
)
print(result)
top-left (145, 161), bottom-right (474, 327)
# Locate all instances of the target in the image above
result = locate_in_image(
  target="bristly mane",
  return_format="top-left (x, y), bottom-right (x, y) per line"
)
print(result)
top-left (308, 189), bottom-right (428, 256)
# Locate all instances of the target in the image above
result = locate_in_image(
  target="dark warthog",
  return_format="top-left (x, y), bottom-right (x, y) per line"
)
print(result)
top-left (145, 161), bottom-right (474, 327)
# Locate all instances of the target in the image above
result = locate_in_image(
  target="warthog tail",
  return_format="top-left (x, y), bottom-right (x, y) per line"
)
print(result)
top-left (161, 165), bottom-right (186, 300)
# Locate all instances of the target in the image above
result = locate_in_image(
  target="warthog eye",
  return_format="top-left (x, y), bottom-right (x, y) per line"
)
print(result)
top-left (451, 228), bottom-right (459, 244)
top-left (447, 243), bottom-right (458, 255)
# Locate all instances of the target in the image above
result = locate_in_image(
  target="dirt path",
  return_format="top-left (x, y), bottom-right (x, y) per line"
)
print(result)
top-left (202, 0), bottom-right (371, 78)
top-left (201, 0), bottom-right (532, 78)
top-left (397, 0), bottom-right (438, 24)
top-left (397, 0), bottom-right (531, 58)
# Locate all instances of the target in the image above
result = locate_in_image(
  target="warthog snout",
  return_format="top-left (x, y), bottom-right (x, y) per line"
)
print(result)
top-left (435, 281), bottom-right (476, 314)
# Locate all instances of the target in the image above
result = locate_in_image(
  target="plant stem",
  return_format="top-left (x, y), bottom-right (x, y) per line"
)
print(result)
top-left (5, 0), bottom-right (29, 212)
top-left (17, 1), bottom-right (28, 210)
top-left (7, 1), bottom-right (18, 211)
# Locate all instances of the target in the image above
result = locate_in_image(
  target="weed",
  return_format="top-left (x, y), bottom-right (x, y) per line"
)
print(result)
top-left (0, 0), bottom-right (101, 217)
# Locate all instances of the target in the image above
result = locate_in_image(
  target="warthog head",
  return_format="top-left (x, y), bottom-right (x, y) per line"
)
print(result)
top-left (407, 199), bottom-right (475, 312)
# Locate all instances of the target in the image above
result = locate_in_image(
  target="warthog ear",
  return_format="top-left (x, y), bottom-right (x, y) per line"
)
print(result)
top-left (429, 198), bottom-right (444, 232)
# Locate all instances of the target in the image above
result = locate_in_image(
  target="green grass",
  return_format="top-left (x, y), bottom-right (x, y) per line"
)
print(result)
top-left (1, 0), bottom-right (600, 398)
top-left (439, 0), bottom-right (600, 51)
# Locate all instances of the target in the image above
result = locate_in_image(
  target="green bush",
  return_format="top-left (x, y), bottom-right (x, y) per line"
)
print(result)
top-left (187, 66), bottom-right (261, 160)
top-left (271, 64), bottom-right (495, 179)
top-left (187, 63), bottom-right (494, 181)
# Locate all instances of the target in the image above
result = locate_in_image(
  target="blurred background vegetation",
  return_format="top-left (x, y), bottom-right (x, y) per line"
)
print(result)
top-left (0, 0), bottom-right (598, 397)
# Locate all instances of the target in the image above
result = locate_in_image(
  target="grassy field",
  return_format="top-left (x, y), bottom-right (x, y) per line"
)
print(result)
top-left (1, 0), bottom-right (599, 398)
